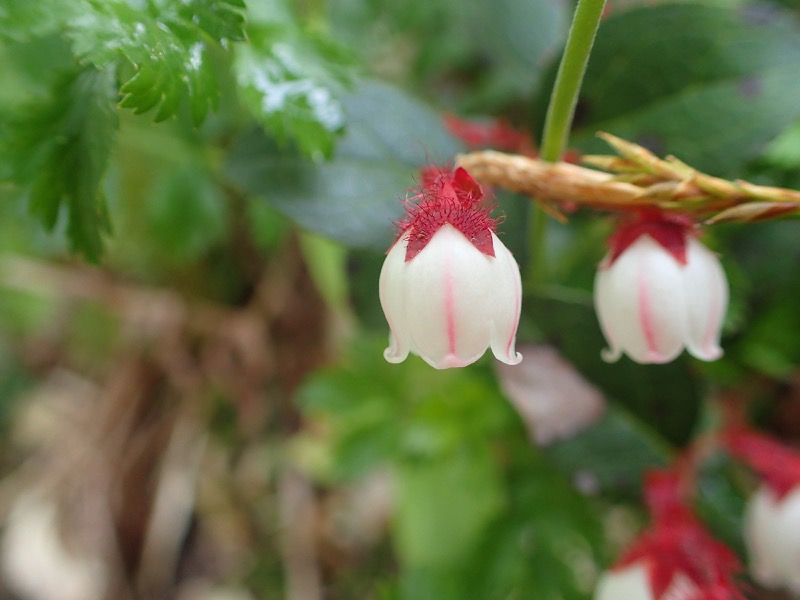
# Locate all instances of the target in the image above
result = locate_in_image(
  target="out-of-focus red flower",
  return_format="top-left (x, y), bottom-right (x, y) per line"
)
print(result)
top-left (444, 114), bottom-right (537, 156)
top-left (595, 468), bottom-right (745, 600)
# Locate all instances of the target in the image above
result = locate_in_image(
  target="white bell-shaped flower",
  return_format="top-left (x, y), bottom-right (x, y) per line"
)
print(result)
top-left (379, 166), bottom-right (522, 369)
top-left (380, 223), bottom-right (522, 369)
top-left (744, 485), bottom-right (800, 594)
top-left (595, 233), bottom-right (728, 364)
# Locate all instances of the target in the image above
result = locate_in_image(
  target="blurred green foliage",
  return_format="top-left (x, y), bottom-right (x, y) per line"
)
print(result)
top-left (1, 0), bottom-right (800, 598)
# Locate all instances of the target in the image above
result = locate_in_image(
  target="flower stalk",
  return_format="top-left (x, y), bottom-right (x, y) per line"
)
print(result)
top-left (529, 0), bottom-right (607, 289)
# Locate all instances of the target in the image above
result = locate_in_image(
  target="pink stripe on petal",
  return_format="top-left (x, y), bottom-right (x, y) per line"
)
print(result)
top-left (637, 264), bottom-right (662, 360)
top-left (505, 270), bottom-right (521, 357)
top-left (444, 253), bottom-right (457, 356)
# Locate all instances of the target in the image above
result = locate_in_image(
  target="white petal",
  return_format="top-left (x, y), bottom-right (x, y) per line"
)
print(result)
top-left (683, 238), bottom-right (727, 361)
top-left (379, 237), bottom-right (412, 363)
top-left (401, 225), bottom-right (496, 368)
top-left (488, 232), bottom-right (523, 365)
top-left (745, 486), bottom-right (800, 593)
top-left (595, 236), bottom-right (687, 364)
top-left (594, 563), bottom-right (655, 600)
top-left (379, 225), bottom-right (523, 369)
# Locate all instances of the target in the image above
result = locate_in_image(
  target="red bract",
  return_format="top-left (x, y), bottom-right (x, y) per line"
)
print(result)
top-left (607, 209), bottom-right (696, 266)
top-left (397, 166), bottom-right (497, 262)
top-left (724, 428), bottom-right (800, 500)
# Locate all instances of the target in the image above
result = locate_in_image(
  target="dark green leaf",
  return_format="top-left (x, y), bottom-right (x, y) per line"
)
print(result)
top-left (226, 80), bottom-right (464, 249)
top-left (547, 406), bottom-right (672, 497)
top-left (2, 67), bottom-right (118, 259)
top-left (533, 295), bottom-right (703, 445)
top-left (570, 3), bottom-right (800, 175)
top-left (328, 0), bottom-right (567, 112)
top-left (694, 452), bottom-right (748, 557)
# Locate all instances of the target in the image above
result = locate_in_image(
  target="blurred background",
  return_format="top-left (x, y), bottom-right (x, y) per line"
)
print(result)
top-left (1, 0), bottom-right (800, 598)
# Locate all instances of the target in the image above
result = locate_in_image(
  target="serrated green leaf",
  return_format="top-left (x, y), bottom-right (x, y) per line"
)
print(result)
top-left (177, 0), bottom-right (247, 42)
top-left (225, 80), bottom-right (464, 249)
top-left (70, 0), bottom-right (245, 125)
top-left (2, 67), bottom-right (118, 260)
top-left (568, 2), bottom-right (800, 175)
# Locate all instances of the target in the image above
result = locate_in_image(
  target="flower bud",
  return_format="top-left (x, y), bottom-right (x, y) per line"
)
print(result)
top-left (594, 212), bottom-right (728, 364)
top-left (744, 485), bottom-right (800, 593)
top-left (379, 167), bottom-right (522, 369)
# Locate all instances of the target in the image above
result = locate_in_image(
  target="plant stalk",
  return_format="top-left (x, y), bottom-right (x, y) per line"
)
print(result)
top-left (528, 0), bottom-right (607, 288)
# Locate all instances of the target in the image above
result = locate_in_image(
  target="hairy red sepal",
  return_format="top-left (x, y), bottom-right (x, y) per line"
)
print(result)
top-left (607, 209), bottom-right (696, 266)
top-left (397, 166), bottom-right (497, 261)
top-left (724, 428), bottom-right (800, 500)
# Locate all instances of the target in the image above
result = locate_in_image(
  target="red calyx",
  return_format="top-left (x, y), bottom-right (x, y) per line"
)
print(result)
top-left (616, 521), bottom-right (742, 599)
top-left (607, 209), bottom-right (696, 266)
top-left (724, 428), bottom-right (800, 500)
top-left (614, 468), bottom-right (743, 599)
top-left (397, 166), bottom-right (497, 262)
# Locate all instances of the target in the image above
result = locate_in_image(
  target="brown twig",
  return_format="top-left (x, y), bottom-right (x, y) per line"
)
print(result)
top-left (456, 132), bottom-right (800, 224)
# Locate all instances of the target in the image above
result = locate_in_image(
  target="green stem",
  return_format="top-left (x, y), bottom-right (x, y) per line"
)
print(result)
top-left (528, 0), bottom-right (607, 289)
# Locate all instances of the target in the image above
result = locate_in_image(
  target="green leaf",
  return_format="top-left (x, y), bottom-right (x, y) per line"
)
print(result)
top-left (395, 446), bottom-right (504, 568)
top-left (546, 406), bottom-right (672, 497)
top-left (145, 165), bottom-right (227, 263)
top-left (70, 0), bottom-right (246, 125)
top-left (299, 335), bottom-right (513, 480)
top-left (0, 0), bottom-right (79, 40)
top-left (469, 0), bottom-right (568, 101)
top-left (458, 454), bottom-right (605, 600)
top-left (2, 67), bottom-right (118, 260)
top-left (569, 3), bottom-right (800, 175)
top-left (328, 0), bottom-right (567, 112)
top-left (234, 23), bottom-right (353, 158)
top-left (226, 79), bottom-right (464, 249)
